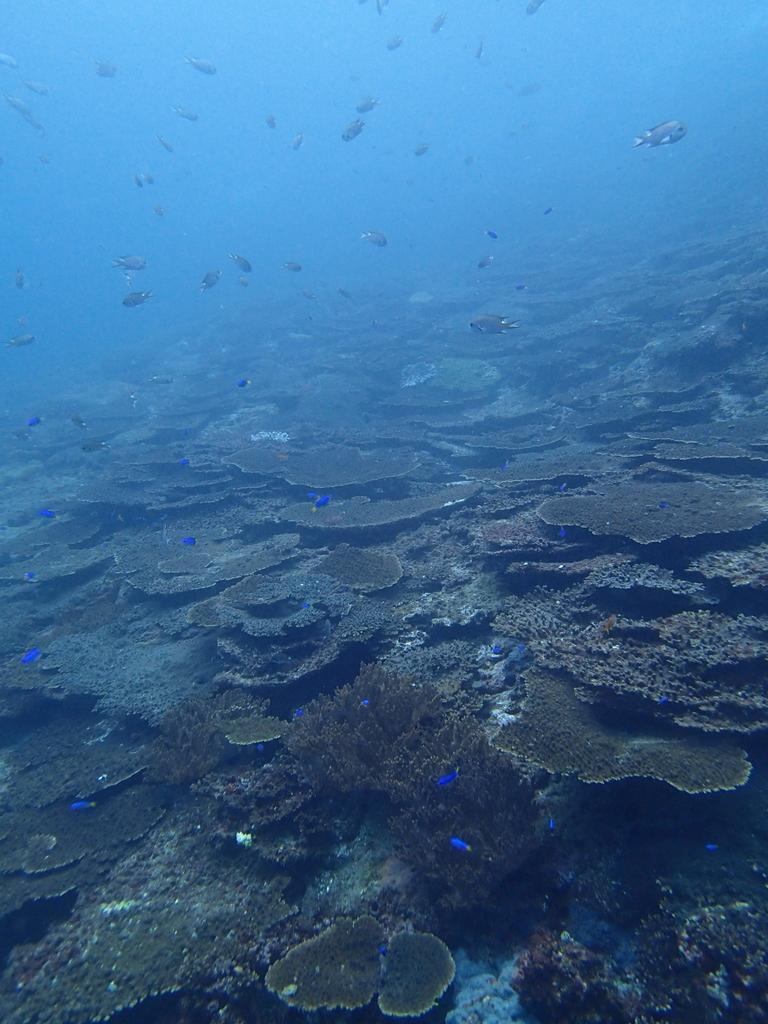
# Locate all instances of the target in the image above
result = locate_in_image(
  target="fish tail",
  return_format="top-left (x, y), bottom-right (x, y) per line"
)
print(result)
top-left (632, 136), bottom-right (646, 148)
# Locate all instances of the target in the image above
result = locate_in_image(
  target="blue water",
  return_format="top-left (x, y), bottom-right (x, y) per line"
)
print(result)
top-left (2, 3), bottom-right (768, 1024)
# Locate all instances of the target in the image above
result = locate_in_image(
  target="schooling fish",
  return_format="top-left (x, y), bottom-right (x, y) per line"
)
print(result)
top-left (265, 113), bottom-right (276, 128)
top-left (526, 0), bottom-right (546, 12)
top-left (186, 56), bottom-right (217, 75)
top-left (283, 261), bottom-right (302, 272)
top-left (8, 333), bottom-right (36, 347)
top-left (361, 231), bottom-right (387, 247)
top-left (113, 256), bottom-right (146, 270)
top-left (20, 647), bottom-right (41, 664)
top-left (342, 118), bottom-right (364, 142)
top-left (413, 143), bottom-right (430, 156)
top-left (431, 13), bottom-right (447, 33)
top-left (477, 255), bottom-right (494, 269)
top-left (200, 270), bottom-right (221, 292)
top-left (23, 80), bottom-right (49, 96)
top-left (157, 135), bottom-right (174, 153)
top-left (172, 106), bottom-right (198, 121)
top-left (15, 268), bottom-right (24, 289)
top-left (229, 253), bottom-right (252, 272)
top-left (4, 95), bottom-right (44, 132)
top-left (122, 291), bottom-right (152, 307)
top-left (633, 120), bottom-right (687, 148)
top-left (387, 36), bottom-right (404, 51)
top-left (469, 314), bottom-right (519, 334)
top-left (356, 97), bottom-right (379, 114)
top-left (95, 61), bottom-right (117, 77)
top-left (0, 53), bottom-right (19, 69)
top-left (291, 132), bottom-right (304, 150)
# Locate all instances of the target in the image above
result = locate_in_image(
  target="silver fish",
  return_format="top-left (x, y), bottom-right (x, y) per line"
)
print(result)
top-left (157, 135), bottom-right (174, 152)
top-left (186, 57), bottom-right (217, 75)
top-left (432, 13), bottom-right (446, 33)
top-left (291, 132), bottom-right (304, 150)
top-left (361, 231), bottom-right (387, 247)
top-left (469, 314), bottom-right (519, 334)
top-left (4, 95), bottom-right (43, 132)
top-left (633, 120), bottom-right (687, 148)
top-left (113, 256), bottom-right (146, 271)
top-left (0, 53), bottom-right (19, 69)
top-left (95, 61), bottom-right (117, 78)
top-left (172, 106), bottom-right (198, 121)
top-left (23, 80), bottom-right (49, 96)
top-left (387, 36), bottom-right (404, 51)
top-left (526, 0), bottom-right (546, 13)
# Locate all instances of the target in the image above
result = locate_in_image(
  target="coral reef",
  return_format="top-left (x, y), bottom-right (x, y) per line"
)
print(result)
top-left (317, 544), bottom-right (403, 590)
top-left (537, 479), bottom-right (767, 543)
top-left (515, 929), bottom-right (639, 1024)
top-left (495, 670), bottom-right (751, 793)
top-left (378, 931), bottom-right (456, 1017)
top-left (265, 915), bottom-right (383, 1011)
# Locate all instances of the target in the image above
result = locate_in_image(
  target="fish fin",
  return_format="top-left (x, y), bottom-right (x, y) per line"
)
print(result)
top-left (632, 137), bottom-right (646, 148)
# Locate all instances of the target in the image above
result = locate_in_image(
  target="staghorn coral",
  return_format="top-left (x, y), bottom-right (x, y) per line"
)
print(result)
top-left (265, 915), bottom-right (383, 1011)
top-left (287, 665), bottom-right (537, 903)
top-left (537, 479), bottom-right (768, 544)
top-left (317, 544), bottom-right (403, 591)
top-left (378, 931), bottom-right (455, 1017)
top-left (495, 670), bottom-right (751, 794)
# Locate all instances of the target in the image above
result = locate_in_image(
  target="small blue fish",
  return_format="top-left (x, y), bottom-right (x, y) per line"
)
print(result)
top-left (306, 491), bottom-right (318, 500)
top-left (450, 836), bottom-right (472, 852)
top-left (378, 944), bottom-right (388, 956)
top-left (293, 707), bottom-right (304, 719)
top-left (658, 694), bottom-right (669, 704)
top-left (543, 207), bottom-right (554, 215)
top-left (360, 698), bottom-right (370, 707)
top-left (490, 643), bottom-right (503, 656)
top-left (38, 509), bottom-right (56, 518)
top-left (558, 482), bottom-right (567, 493)
top-left (314, 495), bottom-right (331, 508)
top-left (236, 378), bottom-right (251, 388)
top-left (69, 800), bottom-right (96, 811)
top-left (558, 526), bottom-right (567, 539)
top-left (705, 843), bottom-right (718, 852)
top-left (256, 742), bottom-right (265, 752)
top-left (515, 283), bottom-right (528, 291)
top-left (486, 229), bottom-right (498, 239)
top-left (300, 600), bottom-right (311, 610)
top-left (437, 769), bottom-right (459, 787)
top-left (20, 647), bottom-right (41, 664)
top-left (500, 459), bottom-right (511, 472)
top-left (548, 817), bottom-right (556, 831)
top-left (181, 536), bottom-right (196, 545)
top-left (26, 416), bottom-right (41, 427)
top-left (516, 643), bottom-right (527, 656)
top-left (658, 501), bottom-right (670, 510)
top-left (178, 457), bottom-right (190, 466)
top-left (23, 571), bottom-right (37, 582)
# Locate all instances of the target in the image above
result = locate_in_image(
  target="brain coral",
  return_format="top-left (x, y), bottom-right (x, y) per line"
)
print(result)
top-left (495, 670), bottom-right (751, 794)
